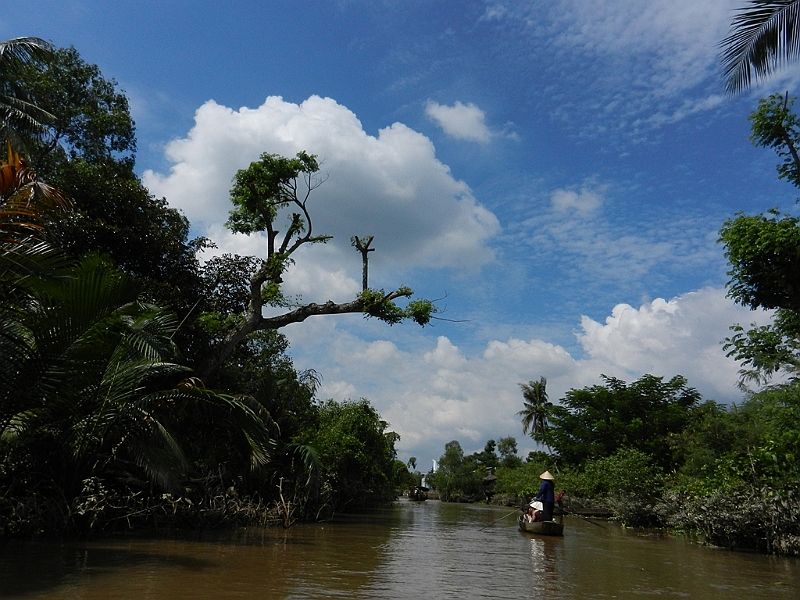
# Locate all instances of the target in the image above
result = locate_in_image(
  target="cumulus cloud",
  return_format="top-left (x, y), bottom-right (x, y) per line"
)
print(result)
top-left (577, 288), bottom-right (775, 398)
top-left (143, 95), bottom-right (500, 276)
top-left (285, 286), bottom-right (773, 464)
top-left (425, 100), bottom-right (493, 143)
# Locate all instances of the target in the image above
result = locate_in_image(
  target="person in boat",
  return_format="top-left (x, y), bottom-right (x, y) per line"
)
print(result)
top-left (534, 471), bottom-right (556, 521)
top-left (527, 501), bottom-right (544, 522)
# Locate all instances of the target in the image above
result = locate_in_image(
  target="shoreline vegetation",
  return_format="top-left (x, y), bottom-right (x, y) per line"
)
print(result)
top-left (424, 376), bottom-right (800, 556)
top-left (2, 42), bottom-right (800, 558)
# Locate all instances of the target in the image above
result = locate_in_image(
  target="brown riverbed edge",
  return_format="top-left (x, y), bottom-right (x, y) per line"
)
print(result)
top-left (0, 489), bottom-right (298, 538)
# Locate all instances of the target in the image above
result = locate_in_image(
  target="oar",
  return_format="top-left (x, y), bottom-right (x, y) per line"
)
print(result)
top-left (561, 508), bottom-right (606, 528)
top-left (479, 508), bottom-right (520, 530)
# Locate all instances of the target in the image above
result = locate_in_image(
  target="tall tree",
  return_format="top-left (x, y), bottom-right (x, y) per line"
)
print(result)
top-left (719, 94), bottom-right (800, 384)
top-left (13, 45), bottom-right (135, 174)
top-left (748, 93), bottom-right (800, 187)
top-left (497, 436), bottom-right (523, 469)
top-left (720, 1), bottom-right (800, 94)
top-left (301, 398), bottom-right (399, 511)
top-left (6, 46), bottom-right (209, 364)
top-left (517, 376), bottom-right (551, 443)
top-left (197, 152), bottom-right (434, 381)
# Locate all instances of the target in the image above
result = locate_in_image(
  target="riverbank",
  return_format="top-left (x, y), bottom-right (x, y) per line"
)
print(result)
top-left (0, 479), bottom-right (298, 538)
top-left (488, 483), bottom-right (800, 556)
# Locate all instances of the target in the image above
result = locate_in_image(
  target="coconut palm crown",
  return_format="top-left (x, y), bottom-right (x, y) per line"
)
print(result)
top-left (720, 1), bottom-right (800, 94)
top-left (517, 376), bottom-right (552, 441)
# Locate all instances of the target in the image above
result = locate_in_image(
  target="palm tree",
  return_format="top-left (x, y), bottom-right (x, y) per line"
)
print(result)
top-left (720, 1), bottom-right (800, 94)
top-left (1, 252), bottom-right (278, 497)
top-left (517, 377), bottom-right (552, 442)
top-left (0, 37), bottom-right (54, 144)
top-left (1, 141), bottom-right (70, 241)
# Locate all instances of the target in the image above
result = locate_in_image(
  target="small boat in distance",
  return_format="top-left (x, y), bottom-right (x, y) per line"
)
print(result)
top-left (406, 486), bottom-right (428, 501)
top-left (518, 516), bottom-right (564, 536)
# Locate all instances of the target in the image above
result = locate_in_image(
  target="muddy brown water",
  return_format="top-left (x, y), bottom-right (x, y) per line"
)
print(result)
top-left (1, 500), bottom-right (798, 599)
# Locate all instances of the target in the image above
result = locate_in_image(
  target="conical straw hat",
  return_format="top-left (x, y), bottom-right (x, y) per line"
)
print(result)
top-left (539, 470), bottom-right (554, 480)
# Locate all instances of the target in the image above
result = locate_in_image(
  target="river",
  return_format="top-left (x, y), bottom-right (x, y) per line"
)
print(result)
top-left (1, 499), bottom-right (798, 599)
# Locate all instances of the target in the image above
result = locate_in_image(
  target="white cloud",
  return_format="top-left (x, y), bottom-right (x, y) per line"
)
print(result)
top-left (543, 0), bottom-right (734, 94)
top-left (485, 1), bottom-right (764, 136)
top-left (287, 286), bottom-right (774, 465)
top-left (425, 100), bottom-right (493, 143)
top-left (514, 182), bottom-right (724, 303)
top-left (143, 95), bottom-right (500, 278)
top-left (550, 187), bottom-right (602, 214)
top-left (577, 288), bottom-right (775, 399)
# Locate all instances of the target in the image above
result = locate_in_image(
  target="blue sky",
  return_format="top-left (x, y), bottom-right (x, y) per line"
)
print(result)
top-left (6, 1), bottom-right (800, 467)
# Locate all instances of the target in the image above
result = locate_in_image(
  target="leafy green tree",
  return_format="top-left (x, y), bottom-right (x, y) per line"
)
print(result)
top-left (748, 93), bottom-right (800, 187)
top-left (430, 440), bottom-right (484, 501)
top-left (197, 152), bottom-right (435, 381)
top-left (302, 398), bottom-right (399, 511)
top-left (497, 436), bottom-right (523, 469)
top-left (13, 45), bottom-right (135, 174)
top-left (718, 95), bottom-right (800, 385)
top-left (473, 439), bottom-right (499, 469)
top-left (672, 401), bottom-right (755, 479)
top-left (517, 377), bottom-right (551, 444)
top-left (6, 46), bottom-right (215, 375)
top-left (579, 448), bottom-right (663, 498)
top-left (4, 45), bottom-right (206, 344)
top-left (720, 383), bottom-right (800, 485)
top-left (668, 384), bottom-right (800, 491)
top-left (720, 1), bottom-right (800, 94)
top-left (720, 209), bottom-right (800, 315)
top-left (544, 374), bottom-right (701, 469)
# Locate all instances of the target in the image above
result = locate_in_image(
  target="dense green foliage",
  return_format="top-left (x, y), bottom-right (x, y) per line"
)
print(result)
top-left (0, 44), bottom-right (408, 536)
top-left (301, 399), bottom-right (401, 511)
top-left (429, 441), bottom-right (483, 501)
top-left (436, 372), bottom-right (800, 554)
top-left (544, 374), bottom-right (700, 469)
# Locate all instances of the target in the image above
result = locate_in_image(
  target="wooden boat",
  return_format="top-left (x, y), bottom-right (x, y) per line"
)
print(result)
top-left (518, 516), bottom-right (564, 536)
top-left (406, 486), bottom-right (428, 501)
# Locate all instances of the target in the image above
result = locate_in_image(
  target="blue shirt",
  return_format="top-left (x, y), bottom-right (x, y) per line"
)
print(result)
top-left (536, 479), bottom-right (555, 503)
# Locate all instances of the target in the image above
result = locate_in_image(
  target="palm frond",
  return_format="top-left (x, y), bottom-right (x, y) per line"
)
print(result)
top-left (117, 417), bottom-right (188, 494)
top-left (0, 38), bottom-right (55, 141)
top-left (0, 37), bottom-right (53, 63)
top-left (517, 377), bottom-right (551, 440)
top-left (720, 0), bottom-right (800, 93)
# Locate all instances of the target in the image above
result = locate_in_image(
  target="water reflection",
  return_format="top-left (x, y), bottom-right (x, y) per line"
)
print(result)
top-left (527, 535), bottom-right (559, 593)
top-left (1, 501), bottom-right (798, 599)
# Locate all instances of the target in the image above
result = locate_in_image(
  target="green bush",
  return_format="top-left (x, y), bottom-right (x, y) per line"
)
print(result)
top-left (494, 460), bottom-right (554, 498)
top-left (658, 484), bottom-right (800, 555)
